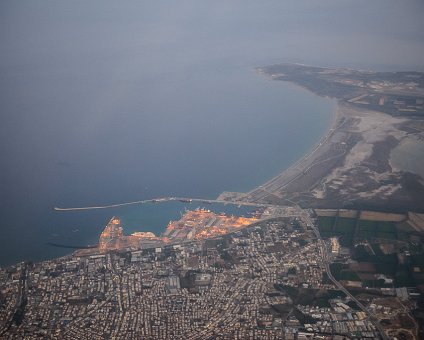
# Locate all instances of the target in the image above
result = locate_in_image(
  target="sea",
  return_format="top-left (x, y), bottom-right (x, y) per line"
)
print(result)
top-left (1, 1), bottom-right (423, 266)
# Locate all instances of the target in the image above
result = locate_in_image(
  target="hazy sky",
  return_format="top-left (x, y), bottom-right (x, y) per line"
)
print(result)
top-left (1, 1), bottom-right (424, 70)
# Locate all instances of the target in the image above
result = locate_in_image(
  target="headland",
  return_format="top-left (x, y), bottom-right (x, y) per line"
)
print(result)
top-left (219, 64), bottom-right (424, 213)
top-left (53, 63), bottom-right (424, 222)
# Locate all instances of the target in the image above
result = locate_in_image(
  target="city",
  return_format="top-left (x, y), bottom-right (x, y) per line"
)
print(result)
top-left (2, 2), bottom-right (423, 339)
top-left (2, 207), bottom-right (420, 339)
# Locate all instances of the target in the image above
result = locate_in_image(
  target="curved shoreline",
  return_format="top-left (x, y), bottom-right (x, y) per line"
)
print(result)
top-left (248, 102), bottom-right (340, 195)
top-left (54, 100), bottom-right (341, 211)
top-left (235, 98), bottom-right (344, 205)
top-left (55, 86), bottom-right (339, 211)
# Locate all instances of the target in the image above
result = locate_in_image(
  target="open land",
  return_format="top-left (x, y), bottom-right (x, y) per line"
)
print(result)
top-left (314, 208), bottom-right (424, 339)
top-left (219, 64), bottom-right (424, 213)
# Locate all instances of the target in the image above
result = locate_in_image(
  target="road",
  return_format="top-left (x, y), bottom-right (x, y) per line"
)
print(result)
top-left (308, 220), bottom-right (389, 340)
top-left (54, 194), bottom-right (390, 338)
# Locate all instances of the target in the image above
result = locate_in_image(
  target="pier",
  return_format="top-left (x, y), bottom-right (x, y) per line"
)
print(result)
top-left (54, 196), bottom-right (278, 212)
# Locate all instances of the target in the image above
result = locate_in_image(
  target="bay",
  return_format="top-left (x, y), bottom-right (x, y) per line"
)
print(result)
top-left (1, 0), bottom-right (422, 266)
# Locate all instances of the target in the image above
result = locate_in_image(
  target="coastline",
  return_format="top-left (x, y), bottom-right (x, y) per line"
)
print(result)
top-left (6, 64), bottom-right (424, 269)
top-left (218, 99), bottom-right (343, 205)
top-left (53, 78), bottom-right (340, 211)
top-left (54, 96), bottom-right (338, 211)
top-left (247, 102), bottom-right (341, 195)
top-left (53, 63), bottom-right (424, 215)
top-left (230, 63), bottom-right (424, 212)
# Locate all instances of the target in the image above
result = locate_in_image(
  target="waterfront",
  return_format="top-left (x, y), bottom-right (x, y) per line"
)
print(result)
top-left (0, 64), bottom-right (334, 266)
top-left (2, 1), bottom-right (423, 266)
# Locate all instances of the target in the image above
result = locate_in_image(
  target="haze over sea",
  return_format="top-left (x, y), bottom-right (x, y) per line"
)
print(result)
top-left (1, 1), bottom-right (423, 266)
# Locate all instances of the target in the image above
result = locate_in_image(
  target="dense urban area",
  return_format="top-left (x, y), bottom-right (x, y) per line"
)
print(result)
top-left (1, 205), bottom-right (424, 339)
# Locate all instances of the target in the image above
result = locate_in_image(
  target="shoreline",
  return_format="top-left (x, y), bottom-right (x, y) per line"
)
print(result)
top-left (243, 63), bottom-right (424, 212)
top-left (217, 74), bottom-right (339, 204)
top-left (246, 101), bottom-right (341, 196)
top-left (54, 72), bottom-right (336, 212)
top-left (10, 64), bottom-right (424, 269)
top-left (221, 98), bottom-right (346, 206)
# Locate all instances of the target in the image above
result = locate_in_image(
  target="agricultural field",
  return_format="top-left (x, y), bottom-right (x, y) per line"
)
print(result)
top-left (318, 215), bottom-right (401, 245)
top-left (317, 210), bottom-right (424, 288)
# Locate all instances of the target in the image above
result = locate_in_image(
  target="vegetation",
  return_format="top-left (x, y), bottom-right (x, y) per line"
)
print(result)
top-left (317, 212), bottom-right (424, 287)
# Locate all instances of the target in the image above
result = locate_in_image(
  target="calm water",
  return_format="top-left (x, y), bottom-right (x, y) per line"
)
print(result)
top-left (1, 1), bottom-right (423, 266)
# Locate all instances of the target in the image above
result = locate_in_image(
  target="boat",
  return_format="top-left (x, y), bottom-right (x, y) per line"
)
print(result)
top-left (178, 199), bottom-right (192, 203)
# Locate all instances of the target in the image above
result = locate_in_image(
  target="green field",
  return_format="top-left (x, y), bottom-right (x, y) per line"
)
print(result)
top-left (317, 216), bottom-right (335, 232)
top-left (318, 217), bottom-right (398, 242)
top-left (335, 218), bottom-right (356, 233)
top-left (317, 217), bottom-right (356, 246)
top-left (317, 212), bottom-right (424, 288)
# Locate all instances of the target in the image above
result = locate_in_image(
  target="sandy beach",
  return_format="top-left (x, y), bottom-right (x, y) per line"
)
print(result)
top-left (220, 96), bottom-right (424, 212)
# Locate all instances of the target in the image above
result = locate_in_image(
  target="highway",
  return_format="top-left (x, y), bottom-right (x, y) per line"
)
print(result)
top-left (54, 196), bottom-right (279, 211)
top-left (308, 219), bottom-right (389, 340)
